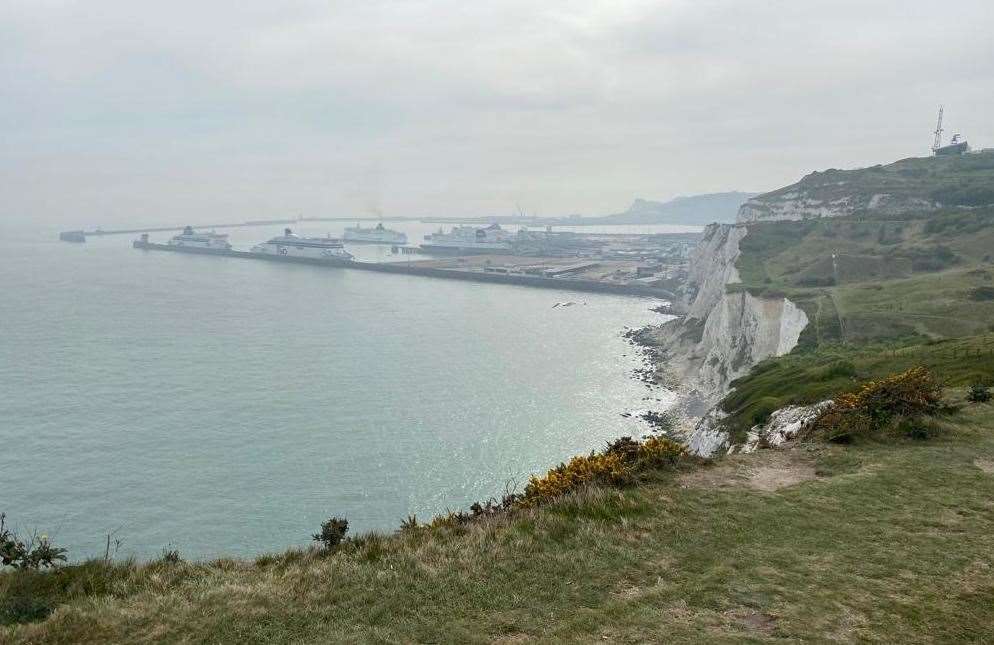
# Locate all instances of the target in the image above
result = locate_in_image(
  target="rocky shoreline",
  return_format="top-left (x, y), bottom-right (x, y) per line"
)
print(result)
top-left (619, 319), bottom-right (687, 437)
top-left (619, 222), bottom-right (811, 457)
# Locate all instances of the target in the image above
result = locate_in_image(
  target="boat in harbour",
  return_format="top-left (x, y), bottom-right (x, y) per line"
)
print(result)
top-left (420, 223), bottom-right (513, 254)
top-left (343, 223), bottom-right (407, 244)
top-left (168, 226), bottom-right (232, 250)
top-left (251, 228), bottom-right (354, 261)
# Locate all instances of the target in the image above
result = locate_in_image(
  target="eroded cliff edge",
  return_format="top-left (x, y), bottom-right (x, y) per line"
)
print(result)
top-left (646, 222), bottom-right (808, 456)
top-left (641, 151), bottom-right (994, 456)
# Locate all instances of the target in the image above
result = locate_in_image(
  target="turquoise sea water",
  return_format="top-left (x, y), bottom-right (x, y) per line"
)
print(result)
top-left (0, 220), bottom-right (687, 560)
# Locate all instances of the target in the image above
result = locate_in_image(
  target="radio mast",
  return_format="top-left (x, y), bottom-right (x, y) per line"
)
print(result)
top-left (931, 106), bottom-right (944, 154)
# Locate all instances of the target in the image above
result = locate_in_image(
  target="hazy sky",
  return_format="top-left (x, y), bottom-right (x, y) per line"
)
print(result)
top-left (3, 0), bottom-right (993, 226)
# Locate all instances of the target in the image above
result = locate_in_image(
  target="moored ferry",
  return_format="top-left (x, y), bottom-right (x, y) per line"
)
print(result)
top-left (169, 226), bottom-right (231, 250)
top-left (251, 228), bottom-right (354, 261)
top-left (343, 223), bottom-right (407, 244)
top-left (420, 223), bottom-right (512, 254)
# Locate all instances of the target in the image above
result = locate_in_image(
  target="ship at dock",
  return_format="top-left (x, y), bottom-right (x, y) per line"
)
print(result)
top-left (59, 230), bottom-right (86, 243)
top-left (420, 223), bottom-right (512, 254)
top-left (169, 226), bottom-right (231, 250)
top-left (251, 228), bottom-right (354, 261)
top-left (343, 223), bottom-right (407, 245)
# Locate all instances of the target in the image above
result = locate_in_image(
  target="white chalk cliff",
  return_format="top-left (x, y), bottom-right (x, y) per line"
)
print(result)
top-left (653, 222), bottom-right (808, 457)
top-left (662, 153), bottom-right (994, 456)
top-left (734, 160), bottom-right (948, 224)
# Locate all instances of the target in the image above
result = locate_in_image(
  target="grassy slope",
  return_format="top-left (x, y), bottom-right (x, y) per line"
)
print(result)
top-left (751, 150), bottom-right (994, 209)
top-left (721, 334), bottom-right (994, 437)
top-left (718, 200), bottom-right (994, 436)
top-left (734, 206), bottom-right (994, 345)
top-left (6, 155), bottom-right (994, 643)
top-left (4, 399), bottom-right (994, 644)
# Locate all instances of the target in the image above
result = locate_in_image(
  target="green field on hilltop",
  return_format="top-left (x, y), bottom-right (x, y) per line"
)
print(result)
top-left (4, 396), bottom-right (994, 644)
top-left (717, 195), bottom-right (994, 435)
top-left (752, 150), bottom-right (994, 210)
top-left (720, 334), bottom-right (994, 438)
top-left (734, 207), bottom-right (994, 349)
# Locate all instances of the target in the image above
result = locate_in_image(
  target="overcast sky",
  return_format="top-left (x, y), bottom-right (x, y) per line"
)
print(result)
top-left (2, 0), bottom-right (992, 226)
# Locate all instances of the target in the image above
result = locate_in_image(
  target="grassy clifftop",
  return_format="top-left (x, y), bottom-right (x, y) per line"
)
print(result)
top-left (717, 167), bottom-right (994, 436)
top-left (733, 205), bottom-right (994, 347)
top-left (4, 396), bottom-right (994, 643)
top-left (741, 151), bottom-right (994, 221)
top-left (5, 154), bottom-right (993, 643)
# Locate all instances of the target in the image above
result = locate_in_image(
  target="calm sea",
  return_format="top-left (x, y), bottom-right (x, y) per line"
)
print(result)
top-left (0, 219), bottom-right (694, 560)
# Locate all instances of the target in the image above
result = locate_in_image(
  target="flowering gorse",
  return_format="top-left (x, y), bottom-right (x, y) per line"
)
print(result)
top-left (810, 367), bottom-right (943, 442)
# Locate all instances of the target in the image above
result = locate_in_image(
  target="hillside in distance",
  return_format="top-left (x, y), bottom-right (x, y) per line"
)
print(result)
top-left (702, 152), bottom-right (994, 438)
top-left (738, 150), bottom-right (994, 222)
top-left (587, 191), bottom-right (759, 226)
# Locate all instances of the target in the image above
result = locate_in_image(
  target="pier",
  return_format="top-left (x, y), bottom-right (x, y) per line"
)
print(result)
top-left (132, 240), bottom-right (678, 299)
top-left (60, 217), bottom-right (410, 240)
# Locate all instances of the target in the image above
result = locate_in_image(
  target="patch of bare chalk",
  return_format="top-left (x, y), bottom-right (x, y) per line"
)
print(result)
top-left (974, 458), bottom-right (994, 474)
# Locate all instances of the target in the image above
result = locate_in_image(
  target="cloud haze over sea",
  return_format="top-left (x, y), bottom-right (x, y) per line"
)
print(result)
top-left (2, 0), bottom-right (993, 226)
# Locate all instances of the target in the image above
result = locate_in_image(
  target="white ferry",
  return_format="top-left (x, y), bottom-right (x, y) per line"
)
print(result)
top-left (251, 228), bottom-right (354, 261)
top-left (420, 223), bottom-right (513, 254)
top-left (168, 226), bottom-right (231, 250)
top-left (343, 223), bottom-right (407, 245)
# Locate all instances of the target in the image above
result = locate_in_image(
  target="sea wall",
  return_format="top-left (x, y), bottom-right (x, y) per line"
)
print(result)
top-left (132, 241), bottom-right (678, 299)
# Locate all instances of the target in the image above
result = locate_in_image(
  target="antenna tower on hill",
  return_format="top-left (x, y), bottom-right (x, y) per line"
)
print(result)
top-left (931, 105), bottom-right (944, 154)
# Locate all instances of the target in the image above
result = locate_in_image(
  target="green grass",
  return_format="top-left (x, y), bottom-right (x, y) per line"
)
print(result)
top-left (737, 209), bottom-right (994, 290)
top-left (719, 333), bottom-right (994, 438)
top-left (753, 151), bottom-right (994, 211)
top-left (831, 268), bottom-right (994, 342)
top-left (714, 200), bottom-right (994, 437)
top-left (731, 205), bottom-right (994, 349)
top-left (4, 399), bottom-right (994, 643)
top-left (6, 157), bottom-right (994, 643)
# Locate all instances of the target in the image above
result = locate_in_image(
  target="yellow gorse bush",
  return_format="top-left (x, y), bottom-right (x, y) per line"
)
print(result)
top-left (811, 366), bottom-right (942, 441)
top-left (638, 435), bottom-right (686, 466)
top-left (521, 434), bottom-right (688, 506)
top-left (522, 452), bottom-right (630, 505)
top-left (418, 433), bottom-right (690, 526)
top-left (846, 366), bottom-right (941, 419)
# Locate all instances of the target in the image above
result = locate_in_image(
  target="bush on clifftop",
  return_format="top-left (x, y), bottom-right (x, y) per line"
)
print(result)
top-left (0, 514), bottom-right (66, 571)
top-left (807, 367), bottom-right (943, 442)
top-left (521, 435), bottom-right (686, 507)
top-left (313, 517), bottom-right (349, 550)
top-left (968, 384), bottom-right (992, 403)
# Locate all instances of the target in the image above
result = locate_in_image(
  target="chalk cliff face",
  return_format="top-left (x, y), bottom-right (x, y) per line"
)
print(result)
top-left (662, 152), bottom-right (994, 456)
top-left (731, 156), bottom-right (975, 224)
top-left (738, 189), bottom-right (937, 223)
top-left (736, 401), bottom-right (834, 454)
top-left (654, 223), bottom-right (808, 455)
top-left (685, 224), bottom-right (747, 318)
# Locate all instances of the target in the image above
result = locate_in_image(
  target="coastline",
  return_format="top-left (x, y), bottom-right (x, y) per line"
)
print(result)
top-left (623, 321), bottom-right (699, 440)
top-left (2, 245), bottom-right (682, 563)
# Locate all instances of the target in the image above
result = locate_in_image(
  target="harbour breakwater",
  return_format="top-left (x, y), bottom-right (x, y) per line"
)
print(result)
top-left (61, 217), bottom-right (408, 240)
top-left (132, 241), bottom-right (678, 299)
